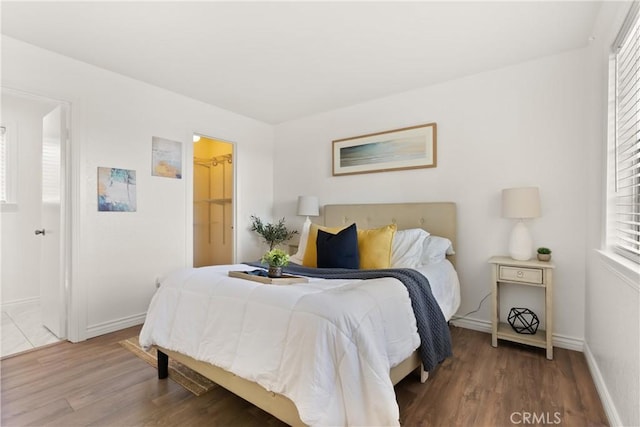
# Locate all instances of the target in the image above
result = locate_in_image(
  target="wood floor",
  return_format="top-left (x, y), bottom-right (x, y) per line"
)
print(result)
top-left (1, 325), bottom-right (608, 426)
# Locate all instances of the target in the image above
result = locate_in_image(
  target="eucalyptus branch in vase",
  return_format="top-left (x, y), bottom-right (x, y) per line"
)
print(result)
top-left (249, 215), bottom-right (298, 251)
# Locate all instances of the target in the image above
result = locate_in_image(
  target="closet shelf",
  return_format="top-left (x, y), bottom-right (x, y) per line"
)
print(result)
top-left (194, 198), bottom-right (232, 205)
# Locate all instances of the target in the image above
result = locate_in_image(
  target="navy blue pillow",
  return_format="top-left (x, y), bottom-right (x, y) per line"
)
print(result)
top-left (316, 223), bottom-right (360, 269)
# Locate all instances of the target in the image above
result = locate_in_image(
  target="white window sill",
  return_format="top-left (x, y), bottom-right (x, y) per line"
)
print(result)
top-left (0, 203), bottom-right (18, 213)
top-left (596, 249), bottom-right (640, 292)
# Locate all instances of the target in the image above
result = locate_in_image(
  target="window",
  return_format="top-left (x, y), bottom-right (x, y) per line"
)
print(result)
top-left (42, 134), bottom-right (60, 203)
top-left (0, 126), bottom-right (6, 202)
top-left (611, 2), bottom-right (640, 263)
top-left (0, 124), bottom-right (17, 207)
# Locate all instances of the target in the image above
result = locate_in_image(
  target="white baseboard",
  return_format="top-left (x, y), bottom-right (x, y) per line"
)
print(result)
top-left (86, 312), bottom-right (146, 339)
top-left (1, 296), bottom-right (40, 309)
top-left (553, 333), bottom-right (583, 352)
top-left (450, 316), bottom-right (492, 333)
top-left (583, 343), bottom-right (621, 427)
top-left (450, 316), bottom-right (584, 351)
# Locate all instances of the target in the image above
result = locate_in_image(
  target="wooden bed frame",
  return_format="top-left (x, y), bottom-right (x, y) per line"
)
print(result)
top-left (156, 202), bottom-right (457, 426)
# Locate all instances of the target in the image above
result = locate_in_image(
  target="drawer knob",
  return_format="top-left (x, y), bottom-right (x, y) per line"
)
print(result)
top-left (517, 271), bottom-right (524, 278)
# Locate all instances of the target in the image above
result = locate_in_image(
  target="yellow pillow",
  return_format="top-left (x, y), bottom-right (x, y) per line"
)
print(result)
top-left (303, 222), bottom-right (397, 269)
top-left (357, 224), bottom-right (397, 269)
top-left (302, 223), bottom-right (348, 267)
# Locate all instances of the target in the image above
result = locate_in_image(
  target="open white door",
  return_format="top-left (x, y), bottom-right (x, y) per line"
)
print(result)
top-left (39, 105), bottom-right (67, 339)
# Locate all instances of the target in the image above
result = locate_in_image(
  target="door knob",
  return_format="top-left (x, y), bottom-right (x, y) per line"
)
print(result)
top-left (34, 229), bottom-right (46, 236)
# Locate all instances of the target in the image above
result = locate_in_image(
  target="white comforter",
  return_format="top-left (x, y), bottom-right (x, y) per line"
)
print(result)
top-left (139, 264), bottom-right (421, 426)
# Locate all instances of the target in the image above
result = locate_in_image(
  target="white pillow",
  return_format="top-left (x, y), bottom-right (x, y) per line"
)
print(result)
top-left (289, 220), bottom-right (310, 265)
top-left (421, 235), bottom-right (455, 265)
top-left (391, 228), bottom-right (430, 268)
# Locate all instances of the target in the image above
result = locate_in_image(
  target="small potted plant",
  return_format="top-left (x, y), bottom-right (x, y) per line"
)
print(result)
top-left (250, 215), bottom-right (298, 250)
top-left (537, 247), bottom-right (552, 262)
top-left (261, 248), bottom-right (290, 278)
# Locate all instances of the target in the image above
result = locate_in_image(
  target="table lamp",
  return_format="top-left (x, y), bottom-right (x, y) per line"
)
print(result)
top-left (297, 196), bottom-right (319, 224)
top-left (502, 187), bottom-right (541, 261)
top-left (294, 196), bottom-right (319, 259)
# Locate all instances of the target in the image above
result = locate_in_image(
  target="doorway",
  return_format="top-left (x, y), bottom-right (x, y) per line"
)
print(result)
top-left (193, 135), bottom-right (234, 267)
top-left (1, 88), bottom-right (69, 357)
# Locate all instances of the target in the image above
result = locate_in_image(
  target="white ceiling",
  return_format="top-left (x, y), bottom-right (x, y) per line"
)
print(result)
top-left (1, 1), bottom-right (602, 124)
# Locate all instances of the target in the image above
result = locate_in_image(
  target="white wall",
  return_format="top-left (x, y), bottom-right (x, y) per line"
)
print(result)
top-left (583, 2), bottom-right (639, 426)
top-left (1, 93), bottom-right (58, 304)
top-left (2, 36), bottom-right (275, 340)
top-left (273, 48), bottom-right (592, 347)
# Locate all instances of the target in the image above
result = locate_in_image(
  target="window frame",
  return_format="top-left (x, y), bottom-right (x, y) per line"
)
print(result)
top-left (0, 122), bottom-right (18, 211)
top-left (609, 1), bottom-right (640, 265)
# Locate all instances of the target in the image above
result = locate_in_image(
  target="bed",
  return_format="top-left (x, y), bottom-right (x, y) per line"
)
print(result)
top-left (139, 202), bottom-right (460, 426)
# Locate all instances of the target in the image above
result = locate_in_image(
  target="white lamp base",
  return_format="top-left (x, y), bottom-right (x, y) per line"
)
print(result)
top-left (508, 221), bottom-right (533, 261)
top-left (294, 217), bottom-right (312, 256)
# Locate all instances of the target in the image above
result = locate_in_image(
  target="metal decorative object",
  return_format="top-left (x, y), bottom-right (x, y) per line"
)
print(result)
top-left (508, 307), bottom-right (539, 334)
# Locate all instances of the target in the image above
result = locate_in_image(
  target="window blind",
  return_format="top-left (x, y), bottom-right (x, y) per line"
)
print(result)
top-left (0, 126), bottom-right (7, 203)
top-left (613, 2), bottom-right (640, 263)
top-left (42, 137), bottom-right (60, 203)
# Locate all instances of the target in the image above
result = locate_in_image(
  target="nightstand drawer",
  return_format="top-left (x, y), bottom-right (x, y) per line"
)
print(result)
top-left (499, 266), bottom-right (543, 284)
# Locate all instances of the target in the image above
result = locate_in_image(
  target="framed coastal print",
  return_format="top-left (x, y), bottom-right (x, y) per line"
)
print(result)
top-left (97, 167), bottom-right (137, 212)
top-left (152, 136), bottom-right (182, 179)
top-left (332, 123), bottom-right (437, 176)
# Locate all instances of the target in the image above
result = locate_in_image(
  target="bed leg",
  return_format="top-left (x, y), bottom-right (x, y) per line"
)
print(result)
top-left (420, 364), bottom-right (429, 383)
top-left (157, 350), bottom-right (169, 379)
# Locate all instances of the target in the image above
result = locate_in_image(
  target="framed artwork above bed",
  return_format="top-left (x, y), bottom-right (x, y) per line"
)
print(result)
top-left (332, 122), bottom-right (437, 176)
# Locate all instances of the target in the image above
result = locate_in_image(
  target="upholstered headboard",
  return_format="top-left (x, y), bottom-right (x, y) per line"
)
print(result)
top-left (323, 202), bottom-right (457, 267)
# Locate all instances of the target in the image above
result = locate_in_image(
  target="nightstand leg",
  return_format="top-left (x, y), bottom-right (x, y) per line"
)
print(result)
top-left (491, 265), bottom-right (498, 347)
top-left (546, 269), bottom-right (554, 360)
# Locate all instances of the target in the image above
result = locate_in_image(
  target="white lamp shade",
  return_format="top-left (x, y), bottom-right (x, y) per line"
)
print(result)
top-left (502, 187), bottom-right (541, 219)
top-left (297, 196), bottom-right (319, 217)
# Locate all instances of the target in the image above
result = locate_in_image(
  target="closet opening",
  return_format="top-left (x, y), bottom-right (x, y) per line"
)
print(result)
top-left (193, 135), bottom-right (234, 267)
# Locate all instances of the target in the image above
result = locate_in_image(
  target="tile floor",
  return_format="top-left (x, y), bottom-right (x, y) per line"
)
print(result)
top-left (1, 301), bottom-right (61, 358)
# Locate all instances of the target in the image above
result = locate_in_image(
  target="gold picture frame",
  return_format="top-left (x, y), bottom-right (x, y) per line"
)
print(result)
top-left (332, 123), bottom-right (437, 176)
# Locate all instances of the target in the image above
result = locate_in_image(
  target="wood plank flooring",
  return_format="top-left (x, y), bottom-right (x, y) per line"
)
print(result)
top-left (1, 325), bottom-right (608, 426)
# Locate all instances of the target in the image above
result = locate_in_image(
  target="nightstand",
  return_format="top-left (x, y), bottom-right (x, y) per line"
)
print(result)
top-left (489, 256), bottom-right (555, 360)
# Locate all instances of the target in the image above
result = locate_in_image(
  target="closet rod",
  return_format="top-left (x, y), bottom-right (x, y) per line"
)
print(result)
top-left (194, 154), bottom-right (232, 167)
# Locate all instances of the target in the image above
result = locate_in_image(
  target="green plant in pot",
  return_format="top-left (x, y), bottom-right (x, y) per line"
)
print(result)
top-left (249, 215), bottom-right (298, 251)
top-left (537, 247), bottom-right (552, 261)
top-left (261, 249), bottom-right (290, 278)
